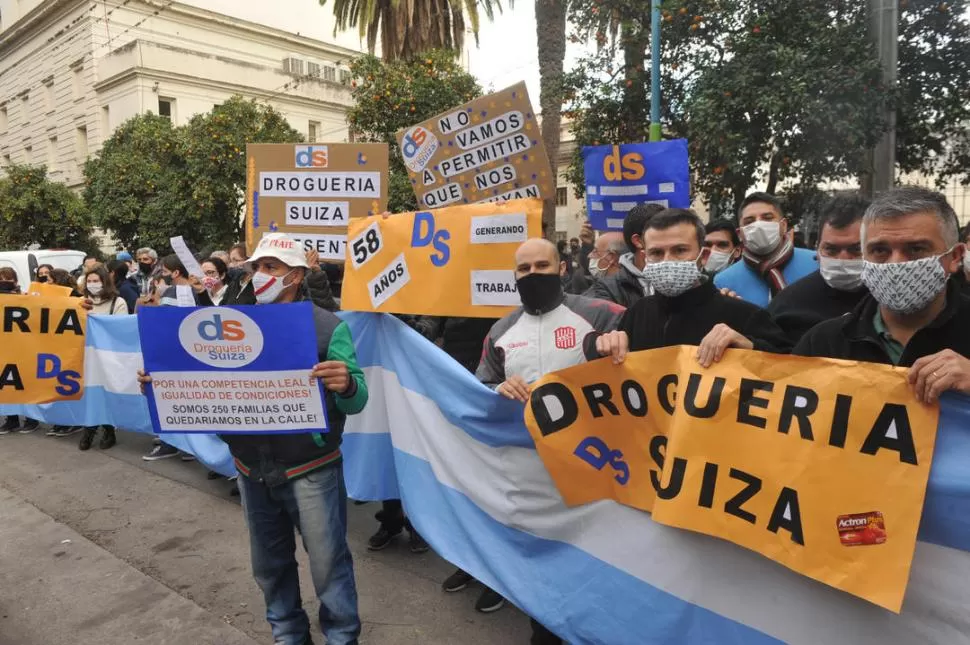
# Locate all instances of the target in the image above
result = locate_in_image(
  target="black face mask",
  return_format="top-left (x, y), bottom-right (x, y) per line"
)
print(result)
top-left (37, 275), bottom-right (48, 283)
top-left (139, 262), bottom-right (154, 274)
top-left (516, 272), bottom-right (564, 314)
top-left (160, 274), bottom-right (173, 286)
top-left (0, 281), bottom-right (17, 293)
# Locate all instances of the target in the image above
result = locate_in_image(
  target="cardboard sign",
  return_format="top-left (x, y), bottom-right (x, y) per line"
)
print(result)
top-left (582, 140), bottom-right (690, 231)
top-left (524, 347), bottom-right (939, 612)
top-left (245, 143), bottom-right (389, 261)
top-left (340, 198), bottom-right (542, 318)
top-left (0, 294), bottom-right (86, 403)
top-left (138, 302), bottom-right (328, 434)
top-left (27, 282), bottom-right (74, 298)
top-left (397, 82), bottom-right (555, 210)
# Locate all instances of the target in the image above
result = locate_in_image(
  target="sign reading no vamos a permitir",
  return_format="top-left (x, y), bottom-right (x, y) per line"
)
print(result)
top-left (245, 143), bottom-right (389, 261)
top-left (396, 82), bottom-right (556, 210)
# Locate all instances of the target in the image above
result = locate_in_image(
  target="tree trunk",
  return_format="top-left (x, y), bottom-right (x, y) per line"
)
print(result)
top-left (620, 21), bottom-right (648, 142)
top-left (535, 0), bottom-right (567, 239)
top-left (766, 151), bottom-right (781, 195)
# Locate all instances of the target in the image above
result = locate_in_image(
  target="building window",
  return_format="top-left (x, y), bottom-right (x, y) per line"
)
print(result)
top-left (75, 125), bottom-right (88, 164)
top-left (72, 65), bottom-right (83, 100)
top-left (556, 186), bottom-right (568, 207)
top-left (307, 62), bottom-right (321, 78)
top-left (339, 70), bottom-right (351, 84)
top-left (43, 77), bottom-right (55, 112)
top-left (158, 98), bottom-right (174, 121)
top-left (308, 120), bottom-right (319, 142)
top-left (47, 136), bottom-right (58, 171)
top-left (323, 66), bottom-right (336, 82)
top-left (0, 106), bottom-right (6, 132)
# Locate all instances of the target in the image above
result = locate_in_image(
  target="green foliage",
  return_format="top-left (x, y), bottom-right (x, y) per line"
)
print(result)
top-left (346, 52), bottom-right (482, 212)
top-left (563, 0), bottom-right (970, 221)
top-left (0, 164), bottom-right (95, 251)
top-left (85, 97), bottom-right (301, 253)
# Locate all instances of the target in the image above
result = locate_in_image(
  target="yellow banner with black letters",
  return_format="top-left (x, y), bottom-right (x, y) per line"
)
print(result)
top-left (0, 294), bottom-right (87, 403)
top-left (524, 346), bottom-right (939, 612)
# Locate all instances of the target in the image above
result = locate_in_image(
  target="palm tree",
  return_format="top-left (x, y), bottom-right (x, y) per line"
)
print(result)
top-left (536, 0), bottom-right (568, 235)
top-left (320, 0), bottom-right (503, 62)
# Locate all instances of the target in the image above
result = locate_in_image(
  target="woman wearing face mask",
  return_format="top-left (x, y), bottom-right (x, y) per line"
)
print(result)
top-left (76, 265), bottom-right (128, 451)
top-left (198, 256), bottom-right (256, 306)
top-left (35, 264), bottom-right (55, 284)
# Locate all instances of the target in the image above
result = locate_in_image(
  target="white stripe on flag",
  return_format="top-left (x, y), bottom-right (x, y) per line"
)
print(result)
top-left (590, 202), bottom-right (604, 211)
top-left (596, 185), bottom-right (649, 196)
top-left (85, 348), bottom-right (144, 395)
top-left (606, 218), bottom-right (625, 228)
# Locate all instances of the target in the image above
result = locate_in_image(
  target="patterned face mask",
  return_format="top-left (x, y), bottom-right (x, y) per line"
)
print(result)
top-left (862, 251), bottom-right (951, 315)
top-left (642, 258), bottom-right (701, 297)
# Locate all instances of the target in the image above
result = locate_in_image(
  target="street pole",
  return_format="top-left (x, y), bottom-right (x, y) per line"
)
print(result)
top-left (870, 0), bottom-right (897, 193)
top-left (648, 0), bottom-right (662, 142)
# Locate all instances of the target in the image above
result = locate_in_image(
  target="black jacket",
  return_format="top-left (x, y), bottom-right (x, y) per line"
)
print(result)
top-left (117, 277), bottom-right (139, 314)
top-left (435, 317), bottom-right (498, 373)
top-left (766, 271), bottom-right (869, 344)
top-left (584, 265), bottom-right (647, 309)
top-left (305, 270), bottom-right (338, 311)
top-left (616, 280), bottom-right (791, 353)
top-left (792, 282), bottom-right (970, 366)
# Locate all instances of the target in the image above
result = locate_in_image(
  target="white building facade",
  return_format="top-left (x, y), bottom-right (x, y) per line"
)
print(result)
top-left (0, 0), bottom-right (366, 191)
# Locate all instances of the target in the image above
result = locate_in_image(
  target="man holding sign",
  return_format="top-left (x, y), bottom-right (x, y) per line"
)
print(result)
top-left (139, 233), bottom-right (368, 645)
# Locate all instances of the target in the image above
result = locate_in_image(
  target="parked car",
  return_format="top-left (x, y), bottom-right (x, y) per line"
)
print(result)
top-left (0, 249), bottom-right (86, 288)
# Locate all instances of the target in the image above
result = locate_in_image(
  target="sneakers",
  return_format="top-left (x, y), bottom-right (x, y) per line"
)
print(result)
top-left (52, 426), bottom-right (84, 438)
top-left (46, 425), bottom-right (64, 436)
top-left (442, 569), bottom-right (474, 593)
top-left (18, 419), bottom-right (39, 434)
top-left (179, 452), bottom-right (196, 462)
top-left (79, 428), bottom-right (97, 451)
top-left (0, 417), bottom-right (19, 434)
top-left (99, 427), bottom-right (116, 450)
top-left (143, 443), bottom-right (179, 461)
top-left (409, 530), bottom-right (430, 554)
top-left (475, 588), bottom-right (506, 614)
top-left (367, 527), bottom-right (402, 551)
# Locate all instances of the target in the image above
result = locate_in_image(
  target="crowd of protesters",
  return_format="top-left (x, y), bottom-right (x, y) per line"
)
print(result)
top-left (3, 184), bottom-right (970, 645)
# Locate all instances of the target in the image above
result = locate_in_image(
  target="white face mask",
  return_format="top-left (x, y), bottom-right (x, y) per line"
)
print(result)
top-left (642, 259), bottom-right (701, 297)
top-left (742, 220), bottom-right (783, 256)
top-left (252, 269), bottom-right (294, 304)
top-left (87, 283), bottom-right (103, 296)
top-left (704, 250), bottom-right (734, 274)
top-left (818, 256), bottom-right (865, 292)
top-left (862, 252), bottom-right (951, 315)
top-left (588, 255), bottom-right (613, 279)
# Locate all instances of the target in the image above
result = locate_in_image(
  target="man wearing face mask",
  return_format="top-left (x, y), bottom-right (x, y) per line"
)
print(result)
top-left (715, 192), bottom-right (818, 306)
top-left (793, 186), bottom-right (970, 404)
top-left (134, 247), bottom-right (159, 304)
top-left (593, 209), bottom-right (790, 365)
top-left (766, 192), bottom-right (871, 344)
top-left (703, 219), bottom-right (741, 275)
top-left (138, 233), bottom-right (367, 645)
top-left (475, 238), bottom-right (622, 645)
top-left (586, 232), bottom-right (625, 280)
top-left (584, 203), bottom-right (666, 307)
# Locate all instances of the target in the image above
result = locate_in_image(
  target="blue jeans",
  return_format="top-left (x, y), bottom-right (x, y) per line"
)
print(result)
top-left (238, 464), bottom-right (360, 645)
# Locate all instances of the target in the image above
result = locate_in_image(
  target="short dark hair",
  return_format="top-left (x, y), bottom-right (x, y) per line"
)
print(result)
top-left (203, 256), bottom-right (228, 279)
top-left (645, 208), bottom-right (706, 249)
top-left (36, 263), bottom-right (54, 276)
top-left (960, 224), bottom-right (970, 244)
top-left (107, 259), bottom-right (129, 287)
top-left (623, 203), bottom-right (666, 253)
top-left (818, 191), bottom-right (870, 234)
top-left (49, 268), bottom-right (74, 288)
top-left (704, 219), bottom-right (740, 246)
top-left (738, 192), bottom-right (783, 220)
top-left (160, 253), bottom-right (187, 277)
top-left (84, 254), bottom-right (99, 262)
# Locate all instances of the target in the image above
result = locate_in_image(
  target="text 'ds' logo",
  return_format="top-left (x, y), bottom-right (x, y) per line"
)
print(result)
top-left (295, 145), bottom-right (329, 168)
top-left (178, 307), bottom-right (264, 368)
top-left (401, 126), bottom-right (439, 172)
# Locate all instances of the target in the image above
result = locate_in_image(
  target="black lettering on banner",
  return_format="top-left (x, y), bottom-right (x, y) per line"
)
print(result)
top-left (4, 307), bottom-right (29, 332)
top-left (724, 468), bottom-right (761, 524)
top-left (766, 487), bottom-right (805, 545)
top-left (778, 385), bottom-right (819, 440)
top-left (530, 382), bottom-right (579, 437)
top-left (40, 307), bottom-right (49, 333)
top-left (55, 310), bottom-right (83, 335)
top-left (828, 394), bottom-right (853, 448)
top-left (620, 379), bottom-right (648, 417)
top-left (0, 364), bottom-right (24, 390)
top-left (737, 378), bottom-right (773, 429)
top-left (683, 373), bottom-right (725, 419)
top-left (582, 383), bottom-right (620, 418)
top-left (648, 435), bottom-right (686, 499)
top-left (860, 403), bottom-right (917, 465)
top-left (698, 462), bottom-right (719, 509)
top-left (657, 374), bottom-right (678, 415)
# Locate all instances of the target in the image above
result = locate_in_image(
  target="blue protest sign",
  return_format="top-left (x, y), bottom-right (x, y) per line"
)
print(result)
top-left (138, 302), bottom-right (328, 434)
top-left (582, 139), bottom-right (690, 231)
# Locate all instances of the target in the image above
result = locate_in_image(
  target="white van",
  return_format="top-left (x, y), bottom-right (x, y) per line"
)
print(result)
top-left (0, 250), bottom-right (86, 288)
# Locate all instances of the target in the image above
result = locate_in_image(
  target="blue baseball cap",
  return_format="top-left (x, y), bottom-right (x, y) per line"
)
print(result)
top-left (116, 251), bottom-right (133, 261)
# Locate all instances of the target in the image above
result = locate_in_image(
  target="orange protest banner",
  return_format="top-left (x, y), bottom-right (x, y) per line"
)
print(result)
top-left (27, 282), bottom-right (74, 298)
top-left (0, 294), bottom-right (87, 403)
top-left (525, 347), bottom-right (939, 612)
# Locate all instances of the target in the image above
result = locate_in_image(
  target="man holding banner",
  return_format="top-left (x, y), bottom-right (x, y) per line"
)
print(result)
top-left (794, 186), bottom-right (970, 402)
top-left (477, 237), bottom-right (622, 644)
top-left (139, 233), bottom-right (368, 645)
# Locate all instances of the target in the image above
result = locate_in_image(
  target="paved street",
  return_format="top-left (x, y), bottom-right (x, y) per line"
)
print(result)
top-left (0, 428), bottom-right (530, 645)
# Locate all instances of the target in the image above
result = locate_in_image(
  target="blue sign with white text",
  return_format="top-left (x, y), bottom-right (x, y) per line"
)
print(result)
top-left (582, 139), bottom-right (690, 231)
top-left (138, 302), bottom-right (328, 434)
